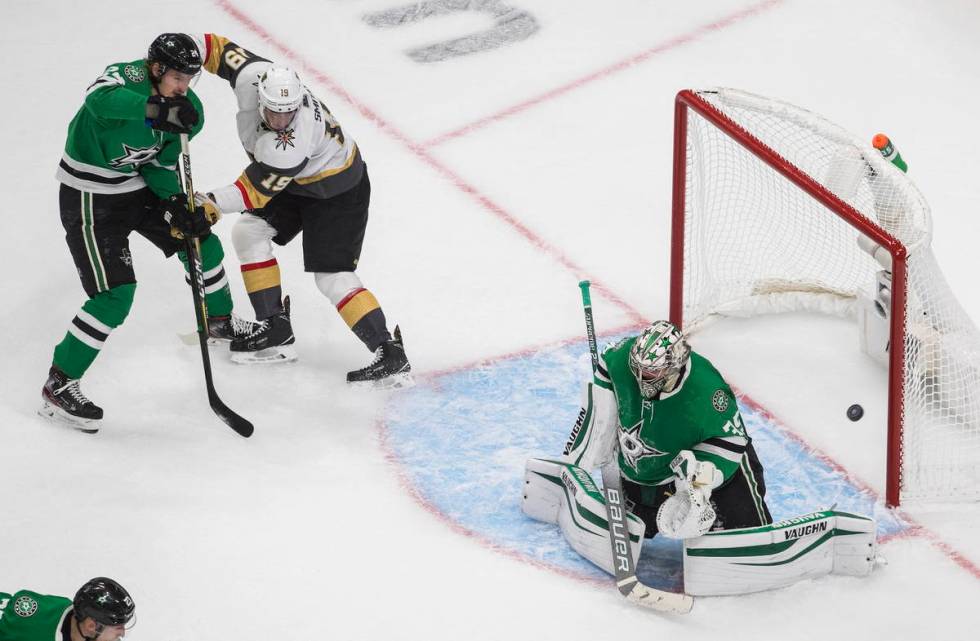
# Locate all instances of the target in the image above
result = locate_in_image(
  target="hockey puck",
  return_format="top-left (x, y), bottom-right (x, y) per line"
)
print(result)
top-left (847, 404), bottom-right (864, 421)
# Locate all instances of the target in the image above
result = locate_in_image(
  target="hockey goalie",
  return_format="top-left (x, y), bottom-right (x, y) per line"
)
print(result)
top-left (522, 321), bottom-right (878, 597)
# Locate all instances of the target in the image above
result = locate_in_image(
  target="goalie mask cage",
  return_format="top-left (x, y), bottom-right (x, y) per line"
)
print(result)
top-left (670, 88), bottom-right (980, 507)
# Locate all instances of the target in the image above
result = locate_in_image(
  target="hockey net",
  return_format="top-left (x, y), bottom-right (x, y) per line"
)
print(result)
top-left (671, 88), bottom-right (980, 506)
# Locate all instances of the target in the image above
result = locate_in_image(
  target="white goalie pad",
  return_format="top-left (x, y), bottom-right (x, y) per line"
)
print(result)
top-left (561, 382), bottom-right (620, 471)
top-left (683, 510), bottom-right (877, 596)
top-left (522, 458), bottom-right (645, 576)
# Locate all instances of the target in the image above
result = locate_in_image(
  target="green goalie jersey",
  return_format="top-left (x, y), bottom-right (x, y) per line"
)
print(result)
top-left (55, 59), bottom-right (204, 198)
top-left (0, 590), bottom-right (72, 641)
top-left (595, 336), bottom-right (751, 487)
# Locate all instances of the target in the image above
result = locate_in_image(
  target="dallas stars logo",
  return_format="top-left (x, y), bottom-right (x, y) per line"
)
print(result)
top-left (109, 143), bottom-right (160, 168)
top-left (13, 596), bottom-right (38, 617)
top-left (274, 129), bottom-right (296, 150)
top-left (618, 420), bottom-right (668, 471)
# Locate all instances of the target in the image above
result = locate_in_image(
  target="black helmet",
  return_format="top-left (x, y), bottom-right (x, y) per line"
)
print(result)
top-left (147, 33), bottom-right (202, 76)
top-left (73, 578), bottom-right (135, 627)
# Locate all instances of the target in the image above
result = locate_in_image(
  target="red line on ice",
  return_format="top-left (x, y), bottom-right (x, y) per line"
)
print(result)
top-left (738, 390), bottom-right (980, 580)
top-left (422, 0), bottom-right (785, 148)
top-left (215, 0), bottom-right (978, 583)
top-left (212, 0), bottom-right (644, 326)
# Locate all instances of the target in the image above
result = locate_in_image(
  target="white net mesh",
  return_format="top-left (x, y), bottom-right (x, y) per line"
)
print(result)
top-left (680, 88), bottom-right (980, 502)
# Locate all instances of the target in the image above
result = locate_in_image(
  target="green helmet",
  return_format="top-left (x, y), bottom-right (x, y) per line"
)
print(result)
top-left (629, 320), bottom-right (691, 398)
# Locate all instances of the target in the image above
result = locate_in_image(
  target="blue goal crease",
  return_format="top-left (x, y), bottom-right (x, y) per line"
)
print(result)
top-left (384, 337), bottom-right (908, 590)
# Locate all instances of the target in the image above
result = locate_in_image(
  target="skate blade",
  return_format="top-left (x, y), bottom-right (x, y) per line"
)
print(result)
top-left (178, 331), bottom-right (231, 347)
top-left (38, 402), bottom-right (100, 434)
top-left (230, 345), bottom-right (298, 364)
top-left (348, 371), bottom-right (416, 390)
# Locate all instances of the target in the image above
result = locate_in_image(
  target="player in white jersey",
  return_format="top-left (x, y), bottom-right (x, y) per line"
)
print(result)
top-left (191, 34), bottom-right (411, 386)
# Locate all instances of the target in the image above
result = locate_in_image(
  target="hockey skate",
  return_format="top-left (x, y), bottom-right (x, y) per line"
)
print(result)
top-left (178, 313), bottom-right (264, 346)
top-left (38, 366), bottom-right (102, 433)
top-left (230, 296), bottom-right (298, 364)
top-left (347, 325), bottom-right (414, 389)
top-left (207, 313), bottom-right (264, 343)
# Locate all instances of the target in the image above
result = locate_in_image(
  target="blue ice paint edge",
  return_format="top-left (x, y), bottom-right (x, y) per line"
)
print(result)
top-left (384, 337), bottom-right (907, 589)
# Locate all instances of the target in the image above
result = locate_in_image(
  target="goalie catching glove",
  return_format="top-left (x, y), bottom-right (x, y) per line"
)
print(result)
top-left (656, 450), bottom-right (723, 539)
top-left (159, 192), bottom-right (221, 239)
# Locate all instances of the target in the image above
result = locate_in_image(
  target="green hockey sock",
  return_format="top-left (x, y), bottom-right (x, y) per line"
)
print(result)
top-left (52, 283), bottom-right (136, 379)
top-left (178, 234), bottom-right (233, 317)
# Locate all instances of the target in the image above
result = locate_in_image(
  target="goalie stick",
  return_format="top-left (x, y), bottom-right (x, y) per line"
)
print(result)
top-left (578, 281), bottom-right (693, 614)
top-left (178, 133), bottom-right (254, 438)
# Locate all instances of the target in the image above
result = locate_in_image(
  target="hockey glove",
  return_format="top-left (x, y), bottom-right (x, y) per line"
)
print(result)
top-left (655, 451), bottom-right (724, 539)
top-left (193, 192), bottom-right (222, 225)
top-left (145, 95), bottom-right (199, 134)
top-left (159, 193), bottom-right (214, 239)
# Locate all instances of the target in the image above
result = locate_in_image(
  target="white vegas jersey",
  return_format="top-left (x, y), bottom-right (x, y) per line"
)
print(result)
top-left (194, 33), bottom-right (364, 212)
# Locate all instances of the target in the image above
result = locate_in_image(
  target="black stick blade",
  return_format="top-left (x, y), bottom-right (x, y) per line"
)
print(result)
top-left (208, 391), bottom-right (254, 438)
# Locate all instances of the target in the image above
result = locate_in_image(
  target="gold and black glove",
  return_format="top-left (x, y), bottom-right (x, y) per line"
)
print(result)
top-left (159, 193), bottom-right (215, 239)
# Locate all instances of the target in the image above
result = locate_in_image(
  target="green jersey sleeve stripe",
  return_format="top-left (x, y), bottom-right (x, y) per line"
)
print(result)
top-left (701, 435), bottom-right (748, 453)
top-left (693, 442), bottom-right (744, 464)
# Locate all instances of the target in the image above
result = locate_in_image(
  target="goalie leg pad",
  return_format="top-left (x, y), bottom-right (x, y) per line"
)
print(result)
top-left (523, 458), bottom-right (644, 576)
top-left (683, 510), bottom-right (877, 596)
top-left (562, 382), bottom-right (620, 470)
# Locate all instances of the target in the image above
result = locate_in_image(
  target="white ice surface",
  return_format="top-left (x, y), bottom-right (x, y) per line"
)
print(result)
top-left (2, 1), bottom-right (979, 639)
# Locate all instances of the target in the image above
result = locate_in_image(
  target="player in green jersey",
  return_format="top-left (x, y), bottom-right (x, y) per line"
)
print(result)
top-left (0, 577), bottom-right (134, 641)
top-left (524, 322), bottom-right (882, 593)
top-left (524, 320), bottom-right (773, 574)
top-left (41, 33), bottom-right (261, 432)
top-left (592, 320), bottom-right (772, 539)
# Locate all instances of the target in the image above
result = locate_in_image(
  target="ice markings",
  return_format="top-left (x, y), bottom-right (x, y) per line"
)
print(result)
top-left (363, 0), bottom-right (539, 63)
top-left (383, 337), bottom-right (908, 588)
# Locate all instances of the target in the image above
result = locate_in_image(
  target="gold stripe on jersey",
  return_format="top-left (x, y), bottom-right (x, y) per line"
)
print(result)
top-left (233, 174), bottom-right (271, 210)
top-left (202, 34), bottom-right (232, 74)
top-left (203, 33), bottom-right (270, 86)
top-left (294, 143), bottom-right (359, 185)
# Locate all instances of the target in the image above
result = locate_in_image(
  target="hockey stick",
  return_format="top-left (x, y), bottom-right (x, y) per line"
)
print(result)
top-left (178, 133), bottom-right (254, 438)
top-left (578, 280), bottom-right (692, 614)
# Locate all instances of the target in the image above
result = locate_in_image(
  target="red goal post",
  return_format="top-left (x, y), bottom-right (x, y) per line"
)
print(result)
top-left (669, 88), bottom-right (979, 507)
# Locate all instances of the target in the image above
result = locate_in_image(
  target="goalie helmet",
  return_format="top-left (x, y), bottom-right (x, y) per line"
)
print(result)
top-left (258, 65), bottom-right (303, 127)
top-left (629, 320), bottom-right (691, 398)
top-left (73, 577), bottom-right (135, 628)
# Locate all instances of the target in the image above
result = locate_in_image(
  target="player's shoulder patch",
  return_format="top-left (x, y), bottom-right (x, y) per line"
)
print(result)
top-left (13, 595), bottom-right (38, 617)
top-left (711, 388), bottom-right (730, 412)
top-left (123, 64), bottom-right (145, 83)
